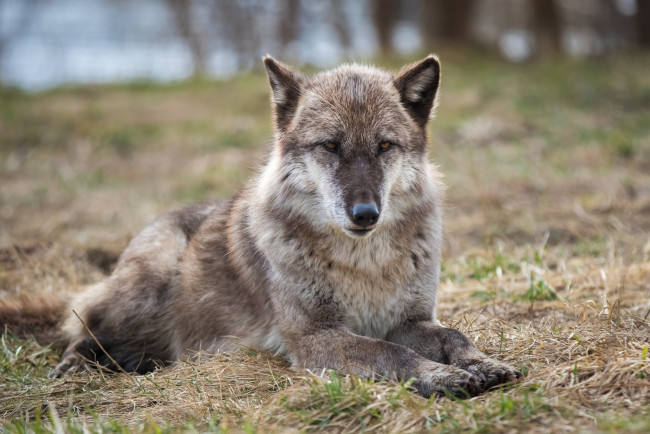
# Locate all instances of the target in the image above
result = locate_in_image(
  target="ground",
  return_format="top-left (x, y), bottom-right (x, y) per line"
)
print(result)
top-left (1, 51), bottom-right (649, 432)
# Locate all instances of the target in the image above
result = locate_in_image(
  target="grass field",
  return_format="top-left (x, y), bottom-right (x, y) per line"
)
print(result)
top-left (1, 50), bottom-right (649, 432)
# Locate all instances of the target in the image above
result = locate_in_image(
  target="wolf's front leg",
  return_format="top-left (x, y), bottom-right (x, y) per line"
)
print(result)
top-left (286, 328), bottom-right (484, 398)
top-left (387, 321), bottom-right (522, 390)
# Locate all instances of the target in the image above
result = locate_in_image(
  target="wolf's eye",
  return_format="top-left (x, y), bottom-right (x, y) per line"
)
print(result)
top-left (322, 142), bottom-right (341, 154)
top-left (378, 141), bottom-right (393, 153)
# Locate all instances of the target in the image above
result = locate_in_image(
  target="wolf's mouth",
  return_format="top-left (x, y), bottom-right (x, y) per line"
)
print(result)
top-left (347, 227), bottom-right (375, 237)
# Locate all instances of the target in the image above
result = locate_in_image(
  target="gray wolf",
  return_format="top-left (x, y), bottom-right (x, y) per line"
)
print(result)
top-left (0, 56), bottom-right (521, 397)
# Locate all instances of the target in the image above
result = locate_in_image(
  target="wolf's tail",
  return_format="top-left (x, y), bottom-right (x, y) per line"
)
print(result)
top-left (0, 293), bottom-right (69, 347)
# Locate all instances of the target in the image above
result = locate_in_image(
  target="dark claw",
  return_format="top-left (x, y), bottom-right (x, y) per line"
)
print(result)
top-left (461, 375), bottom-right (483, 397)
top-left (515, 370), bottom-right (523, 379)
top-left (485, 374), bottom-right (505, 389)
top-left (450, 382), bottom-right (472, 399)
top-left (466, 366), bottom-right (488, 384)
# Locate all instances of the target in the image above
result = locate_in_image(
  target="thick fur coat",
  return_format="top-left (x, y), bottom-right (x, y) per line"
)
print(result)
top-left (1, 56), bottom-right (520, 397)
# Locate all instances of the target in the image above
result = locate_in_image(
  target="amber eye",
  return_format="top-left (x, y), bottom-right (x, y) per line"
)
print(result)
top-left (378, 141), bottom-right (393, 153)
top-left (322, 142), bottom-right (340, 154)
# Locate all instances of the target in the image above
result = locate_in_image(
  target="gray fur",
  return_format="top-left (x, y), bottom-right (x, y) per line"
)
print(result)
top-left (48, 56), bottom-right (521, 396)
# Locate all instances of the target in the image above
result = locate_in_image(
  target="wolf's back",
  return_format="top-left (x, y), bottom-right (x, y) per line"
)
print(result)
top-left (0, 293), bottom-right (69, 347)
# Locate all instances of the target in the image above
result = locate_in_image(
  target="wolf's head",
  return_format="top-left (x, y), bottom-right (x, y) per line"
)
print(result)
top-left (263, 56), bottom-right (440, 238)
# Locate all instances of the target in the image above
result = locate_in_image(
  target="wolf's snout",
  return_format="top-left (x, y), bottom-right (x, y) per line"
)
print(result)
top-left (351, 203), bottom-right (379, 227)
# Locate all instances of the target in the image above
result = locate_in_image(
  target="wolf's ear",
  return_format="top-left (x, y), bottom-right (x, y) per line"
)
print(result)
top-left (263, 56), bottom-right (303, 133)
top-left (394, 55), bottom-right (440, 128)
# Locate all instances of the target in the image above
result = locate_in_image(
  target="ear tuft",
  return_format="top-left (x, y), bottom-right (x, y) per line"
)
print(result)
top-left (263, 56), bottom-right (303, 132)
top-left (394, 55), bottom-right (441, 128)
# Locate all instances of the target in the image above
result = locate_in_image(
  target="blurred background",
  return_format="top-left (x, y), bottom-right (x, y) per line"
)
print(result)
top-left (1, 0), bottom-right (649, 89)
top-left (1, 3), bottom-right (649, 429)
top-left (0, 0), bottom-right (649, 290)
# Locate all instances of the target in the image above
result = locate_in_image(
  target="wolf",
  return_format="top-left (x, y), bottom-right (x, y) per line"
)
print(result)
top-left (1, 56), bottom-right (521, 397)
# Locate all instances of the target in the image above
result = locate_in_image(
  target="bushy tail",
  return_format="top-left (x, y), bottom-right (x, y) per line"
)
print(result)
top-left (0, 293), bottom-right (69, 348)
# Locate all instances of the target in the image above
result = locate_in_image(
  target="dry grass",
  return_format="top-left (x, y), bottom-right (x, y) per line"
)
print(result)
top-left (1, 51), bottom-right (649, 432)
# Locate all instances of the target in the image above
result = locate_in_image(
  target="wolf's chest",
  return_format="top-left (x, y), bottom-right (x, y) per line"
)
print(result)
top-left (332, 272), bottom-right (412, 339)
top-left (321, 233), bottom-right (421, 339)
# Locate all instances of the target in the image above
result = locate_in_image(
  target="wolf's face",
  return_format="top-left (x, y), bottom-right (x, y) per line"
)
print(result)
top-left (264, 57), bottom-right (440, 238)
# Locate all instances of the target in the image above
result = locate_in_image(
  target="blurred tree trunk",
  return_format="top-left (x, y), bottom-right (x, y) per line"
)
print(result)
top-left (594, 0), bottom-right (632, 52)
top-left (215, 0), bottom-right (260, 69)
top-left (532, 0), bottom-right (561, 56)
top-left (421, 0), bottom-right (473, 46)
top-left (165, 0), bottom-right (206, 76)
top-left (331, 0), bottom-right (351, 53)
top-left (278, 0), bottom-right (300, 55)
top-left (637, 0), bottom-right (650, 47)
top-left (371, 0), bottom-right (398, 55)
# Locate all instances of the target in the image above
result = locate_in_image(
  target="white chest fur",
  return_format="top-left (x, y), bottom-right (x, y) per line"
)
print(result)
top-left (336, 280), bottom-right (412, 339)
top-left (327, 231), bottom-right (418, 339)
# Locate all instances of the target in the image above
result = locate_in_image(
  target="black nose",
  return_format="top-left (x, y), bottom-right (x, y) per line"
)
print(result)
top-left (351, 203), bottom-right (379, 227)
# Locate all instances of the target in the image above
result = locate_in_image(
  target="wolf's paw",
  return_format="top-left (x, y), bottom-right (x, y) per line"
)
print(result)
top-left (413, 361), bottom-right (484, 398)
top-left (455, 358), bottom-right (522, 390)
top-left (50, 353), bottom-right (83, 378)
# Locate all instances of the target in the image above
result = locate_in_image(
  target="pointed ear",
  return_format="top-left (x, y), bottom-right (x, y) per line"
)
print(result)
top-left (263, 56), bottom-right (303, 133)
top-left (394, 55), bottom-right (441, 128)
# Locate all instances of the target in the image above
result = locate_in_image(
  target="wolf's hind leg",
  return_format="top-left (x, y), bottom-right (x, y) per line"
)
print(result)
top-left (51, 334), bottom-right (161, 377)
top-left (50, 339), bottom-right (87, 378)
top-left (387, 321), bottom-right (522, 390)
